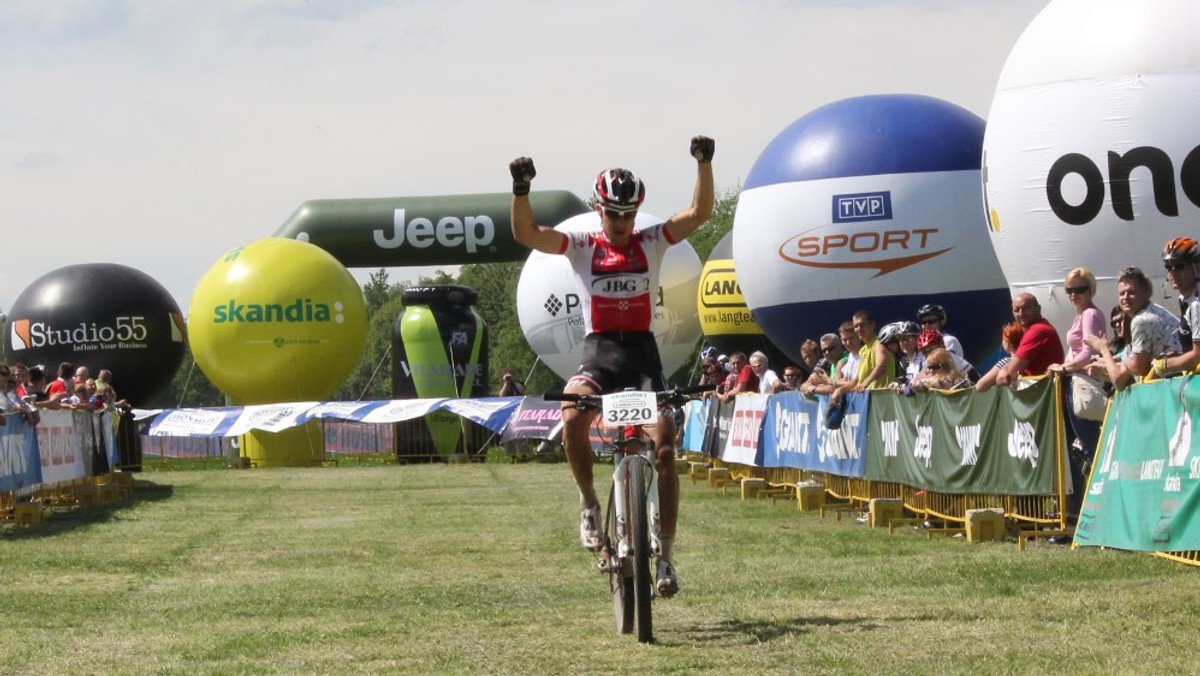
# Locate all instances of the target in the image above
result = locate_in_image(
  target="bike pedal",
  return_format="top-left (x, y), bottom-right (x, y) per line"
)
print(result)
top-left (596, 549), bottom-right (611, 573)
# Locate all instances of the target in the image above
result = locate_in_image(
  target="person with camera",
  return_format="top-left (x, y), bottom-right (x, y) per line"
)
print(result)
top-left (497, 367), bottom-right (526, 397)
top-left (508, 135), bottom-right (715, 598)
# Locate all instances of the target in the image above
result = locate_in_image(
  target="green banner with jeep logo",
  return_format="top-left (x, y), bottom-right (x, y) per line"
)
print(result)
top-left (865, 377), bottom-right (1062, 495)
top-left (1076, 377), bottom-right (1200, 551)
top-left (274, 191), bottom-right (589, 266)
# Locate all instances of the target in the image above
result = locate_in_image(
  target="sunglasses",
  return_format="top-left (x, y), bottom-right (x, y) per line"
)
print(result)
top-left (603, 209), bottom-right (637, 221)
top-left (920, 318), bottom-right (939, 325)
top-left (821, 345), bottom-right (837, 353)
top-left (1064, 285), bottom-right (1089, 294)
top-left (1165, 262), bottom-right (1188, 272)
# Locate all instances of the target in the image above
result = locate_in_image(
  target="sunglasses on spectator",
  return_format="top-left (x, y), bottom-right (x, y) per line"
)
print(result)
top-left (1064, 285), bottom-right (1089, 294)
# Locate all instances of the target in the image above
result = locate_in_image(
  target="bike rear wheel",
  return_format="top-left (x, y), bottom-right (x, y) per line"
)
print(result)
top-left (628, 457), bottom-right (654, 643)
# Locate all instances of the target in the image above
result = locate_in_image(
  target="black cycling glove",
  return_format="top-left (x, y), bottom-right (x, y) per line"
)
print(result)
top-left (690, 136), bottom-right (715, 163)
top-left (510, 157), bottom-right (536, 196)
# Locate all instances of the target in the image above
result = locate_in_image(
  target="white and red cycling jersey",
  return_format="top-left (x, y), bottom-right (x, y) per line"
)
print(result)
top-left (558, 223), bottom-right (676, 334)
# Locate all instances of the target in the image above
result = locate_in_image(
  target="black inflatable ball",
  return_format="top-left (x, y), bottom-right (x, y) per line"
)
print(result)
top-left (5, 263), bottom-right (186, 405)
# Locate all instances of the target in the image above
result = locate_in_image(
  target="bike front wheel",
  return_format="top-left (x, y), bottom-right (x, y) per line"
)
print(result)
top-left (607, 494), bottom-right (634, 635)
top-left (628, 456), bottom-right (654, 643)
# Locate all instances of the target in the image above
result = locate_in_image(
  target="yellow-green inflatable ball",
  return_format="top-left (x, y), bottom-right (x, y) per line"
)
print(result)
top-left (188, 237), bottom-right (368, 404)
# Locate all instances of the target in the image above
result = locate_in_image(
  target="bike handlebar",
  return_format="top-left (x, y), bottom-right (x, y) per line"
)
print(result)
top-left (544, 383), bottom-right (715, 407)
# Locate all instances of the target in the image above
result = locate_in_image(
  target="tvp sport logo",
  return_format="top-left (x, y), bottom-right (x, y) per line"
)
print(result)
top-left (832, 191), bottom-right (893, 223)
top-left (778, 190), bottom-right (951, 278)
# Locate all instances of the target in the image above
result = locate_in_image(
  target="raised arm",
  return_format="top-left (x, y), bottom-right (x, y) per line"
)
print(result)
top-left (662, 136), bottom-right (715, 243)
top-left (509, 157), bottom-right (567, 255)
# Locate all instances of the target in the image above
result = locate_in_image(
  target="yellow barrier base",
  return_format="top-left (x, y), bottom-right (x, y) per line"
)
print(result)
top-left (740, 478), bottom-right (766, 500)
top-left (966, 508), bottom-right (1007, 542)
top-left (688, 461), bottom-right (710, 484)
top-left (75, 486), bottom-right (97, 507)
top-left (797, 484), bottom-right (826, 511)
top-left (114, 472), bottom-right (135, 499)
top-left (14, 503), bottom-right (43, 526)
top-left (707, 467), bottom-right (732, 489)
top-left (869, 498), bottom-right (905, 529)
top-left (96, 484), bottom-right (120, 505)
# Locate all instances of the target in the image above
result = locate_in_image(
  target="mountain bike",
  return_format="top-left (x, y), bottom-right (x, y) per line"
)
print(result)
top-left (546, 384), bottom-right (713, 643)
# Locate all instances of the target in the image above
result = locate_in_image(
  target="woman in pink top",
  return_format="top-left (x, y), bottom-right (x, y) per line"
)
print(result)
top-left (1047, 267), bottom-right (1106, 524)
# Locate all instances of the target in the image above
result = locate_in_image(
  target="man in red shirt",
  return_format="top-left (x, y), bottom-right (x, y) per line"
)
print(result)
top-left (510, 135), bottom-right (715, 598)
top-left (46, 362), bottom-right (73, 398)
top-left (717, 352), bottom-right (759, 402)
top-left (998, 293), bottom-right (1065, 385)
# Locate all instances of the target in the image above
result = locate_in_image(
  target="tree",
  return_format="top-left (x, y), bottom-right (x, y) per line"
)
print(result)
top-left (333, 280), bottom-right (405, 401)
top-left (152, 344), bottom-right (224, 408)
top-left (667, 186), bottom-right (740, 385)
top-left (684, 185), bottom-right (739, 261)
top-left (363, 268), bottom-right (391, 316)
top-left (456, 261), bottom-right (564, 395)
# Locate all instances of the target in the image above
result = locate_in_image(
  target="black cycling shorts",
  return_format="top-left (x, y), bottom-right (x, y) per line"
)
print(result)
top-left (568, 331), bottom-right (668, 395)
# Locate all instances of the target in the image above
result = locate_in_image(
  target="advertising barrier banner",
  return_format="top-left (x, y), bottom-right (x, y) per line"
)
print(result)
top-left (0, 417), bottom-right (41, 493)
top-left (680, 399), bottom-right (707, 453)
top-left (864, 378), bottom-right (1061, 495)
top-left (37, 410), bottom-right (88, 486)
top-left (1076, 378), bottom-right (1200, 551)
top-left (720, 394), bottom-right (769, 466)
top-left (700, 398), bottom-right (731, 459)
top-left (324, 420), bottom-right (395, 456)
top-left (500, 397), bottom-right (562, 444)
top-left (759, 392), bottom-right (868, 477)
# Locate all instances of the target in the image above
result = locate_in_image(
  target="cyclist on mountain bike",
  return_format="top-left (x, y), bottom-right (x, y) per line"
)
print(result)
top-left (509, 135), bottom-right (715, 597)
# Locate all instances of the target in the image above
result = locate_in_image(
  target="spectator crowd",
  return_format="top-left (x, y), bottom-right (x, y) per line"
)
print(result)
top-left (697, 235), bottom-right (1200, 537)
top-left (1, 360), bottom-right (130, 428)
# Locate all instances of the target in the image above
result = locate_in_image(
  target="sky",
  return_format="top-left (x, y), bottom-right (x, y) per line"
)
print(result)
top-left (1, 0), bottom-right (1050, 316)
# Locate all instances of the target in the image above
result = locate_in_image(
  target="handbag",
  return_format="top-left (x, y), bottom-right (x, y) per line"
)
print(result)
top-left (824, 398), bottom-right (845, 430)
top-left (1071, 372), bottom-right (1107, 422)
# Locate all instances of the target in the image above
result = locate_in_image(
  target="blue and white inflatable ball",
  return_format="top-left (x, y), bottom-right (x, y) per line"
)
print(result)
top-left (733, 94), bottom-right (1011, 366)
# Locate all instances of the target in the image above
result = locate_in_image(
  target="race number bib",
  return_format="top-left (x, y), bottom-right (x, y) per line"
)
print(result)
top-left (601, 391), bottom-right (657, 427)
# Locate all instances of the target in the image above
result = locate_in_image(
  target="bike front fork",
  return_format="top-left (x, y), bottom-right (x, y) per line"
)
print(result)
top-left (611, 453), bottom-right (661, 560)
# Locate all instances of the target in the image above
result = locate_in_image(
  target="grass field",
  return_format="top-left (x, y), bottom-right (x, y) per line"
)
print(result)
top-left (2, 463), bottom-right (1197, 675)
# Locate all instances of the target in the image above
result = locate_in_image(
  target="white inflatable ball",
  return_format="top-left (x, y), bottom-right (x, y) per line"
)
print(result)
top-left (983, 0), bottom-right (1200, 335)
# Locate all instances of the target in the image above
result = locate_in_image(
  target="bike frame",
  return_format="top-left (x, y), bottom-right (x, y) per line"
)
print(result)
top-left (608, 431), bottom-right (661, 562)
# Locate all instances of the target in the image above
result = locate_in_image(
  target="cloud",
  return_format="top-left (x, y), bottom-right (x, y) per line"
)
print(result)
top-left (12, 151), bottom-right (64, 171)
top-left (0, 0), bottom-right (1051, 312)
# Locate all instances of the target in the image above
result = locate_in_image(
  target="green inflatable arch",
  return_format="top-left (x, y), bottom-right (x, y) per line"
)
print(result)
top-left (273, 191), bottom-right (590, 266)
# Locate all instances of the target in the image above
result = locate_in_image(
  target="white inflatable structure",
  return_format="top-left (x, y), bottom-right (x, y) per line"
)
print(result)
top-left (983, 0), bottom-right (1200, 335)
